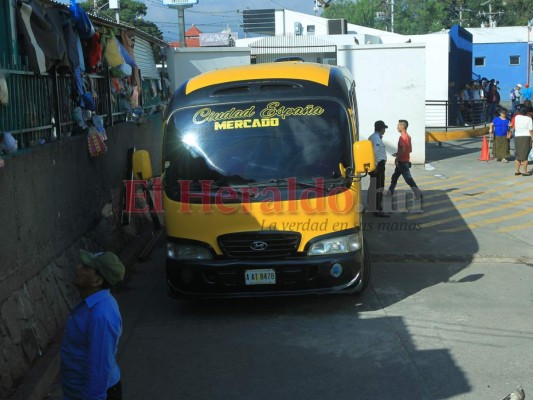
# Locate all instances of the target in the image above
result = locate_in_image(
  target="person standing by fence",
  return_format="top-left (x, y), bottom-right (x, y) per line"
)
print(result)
top-left (521, 83), bottom-right (533, 103)
top-left (485, 85), bottom-right (500, 123)
top-left (511, 84), bottom-right (522, 114)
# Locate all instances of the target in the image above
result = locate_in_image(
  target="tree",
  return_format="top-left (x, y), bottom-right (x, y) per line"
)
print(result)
top-left (324, 0), bottom-right (382, 29)
top-left (323, 0), bottom-right (533, 35)
top-left (496, 0), bottom-right (533, 27)
top-left (80, 0), bottom-right (163, 40)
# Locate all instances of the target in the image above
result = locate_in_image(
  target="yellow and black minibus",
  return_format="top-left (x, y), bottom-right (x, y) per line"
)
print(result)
top-left (133, 61), bottom-right (375, 298)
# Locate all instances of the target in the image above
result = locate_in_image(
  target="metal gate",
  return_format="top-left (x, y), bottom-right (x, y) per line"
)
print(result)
top-left (249, 36), bottom-right (337, 65)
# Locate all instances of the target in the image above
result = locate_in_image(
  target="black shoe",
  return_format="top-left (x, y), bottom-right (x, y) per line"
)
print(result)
top-left (373, 212), bottom-right (390, 218)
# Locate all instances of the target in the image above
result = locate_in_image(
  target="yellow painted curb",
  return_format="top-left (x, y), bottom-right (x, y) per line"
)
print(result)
top-left (426, 127), bottom-right (488, 142)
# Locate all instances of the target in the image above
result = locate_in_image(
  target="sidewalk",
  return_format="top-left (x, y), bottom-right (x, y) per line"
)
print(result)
top-left (14, 136), bottom-right (533, 400)
top-left (364, 135), bottom-right (533, 263)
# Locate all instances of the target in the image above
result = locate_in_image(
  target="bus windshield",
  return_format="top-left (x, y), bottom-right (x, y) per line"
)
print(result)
top-left (163, 99), bottom-right (352, 192)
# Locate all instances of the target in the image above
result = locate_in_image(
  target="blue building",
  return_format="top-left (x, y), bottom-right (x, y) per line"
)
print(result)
top-left (467, 26), bottom-right (532, 101)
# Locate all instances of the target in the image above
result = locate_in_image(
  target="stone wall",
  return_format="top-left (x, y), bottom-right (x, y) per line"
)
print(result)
top-left (0, 115), bottom-right (163, 398)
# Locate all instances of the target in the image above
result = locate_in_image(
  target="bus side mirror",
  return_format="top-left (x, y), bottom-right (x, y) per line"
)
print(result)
top-left (132, 150), bottom-right (153, 180)
top-left (353, 140), bottom-right (376, 175)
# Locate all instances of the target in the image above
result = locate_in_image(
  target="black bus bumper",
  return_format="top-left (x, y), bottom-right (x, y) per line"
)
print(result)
top-left (165, 252), bottom-right (364, 299)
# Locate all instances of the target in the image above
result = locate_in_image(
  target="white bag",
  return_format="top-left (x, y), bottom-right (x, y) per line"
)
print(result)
top-left (528, 147), bottom-right (533, 162)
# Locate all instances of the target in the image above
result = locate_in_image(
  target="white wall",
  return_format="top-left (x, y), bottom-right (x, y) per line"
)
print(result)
top-left (235, 36), bottom-right (427, 163)
top-left (409, 34), bottom-right (450, 127)
top-left (278, 9), bottom-right (407, 44)
top-left (166, 47), bottom-right (251, 92)
top-left (337, 44), bottom-right (426, 164)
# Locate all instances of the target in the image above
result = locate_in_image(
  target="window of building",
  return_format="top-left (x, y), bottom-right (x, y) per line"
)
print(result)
top-left (474, 57), bottom-right (485, 66)
top-left (509, 55), bottom-right (520, 65)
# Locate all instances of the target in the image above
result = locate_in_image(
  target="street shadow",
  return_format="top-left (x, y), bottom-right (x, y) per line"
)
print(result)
top-left (121, 311), bottom-right (469, 400)
top-left (425, 137), bottom-right (483, 162)
top-left (362, 185), bottom-right (478, 310)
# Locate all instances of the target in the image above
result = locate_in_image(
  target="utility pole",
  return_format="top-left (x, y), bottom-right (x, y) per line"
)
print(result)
top-left (162, 0), bottom-right (198, 48)
top-left (376, 0), bottom-right (394, 32)
top-left (178, 7), bottom-right (188, 47)
top-left (478, 0), bottom-right (504, 28)
top-left (390, 0), bottom-right (394, 33)
top-left (526, 18), bottom-right (533, 85)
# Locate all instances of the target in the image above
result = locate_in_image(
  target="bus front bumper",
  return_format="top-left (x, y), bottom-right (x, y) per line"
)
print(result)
top-left (165, 253), bottom-right (364, 299)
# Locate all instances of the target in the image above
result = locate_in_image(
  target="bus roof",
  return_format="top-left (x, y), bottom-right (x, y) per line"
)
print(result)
top-left (185, 62), bottom-right (333, 94)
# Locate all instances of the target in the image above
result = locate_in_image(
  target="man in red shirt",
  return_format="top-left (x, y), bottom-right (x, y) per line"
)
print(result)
top-left (387, 119), bottom-right (423, 199)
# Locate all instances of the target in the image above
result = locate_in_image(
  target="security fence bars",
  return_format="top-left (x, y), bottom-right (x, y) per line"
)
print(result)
top-left (0, 60), bottom-right (161, 149)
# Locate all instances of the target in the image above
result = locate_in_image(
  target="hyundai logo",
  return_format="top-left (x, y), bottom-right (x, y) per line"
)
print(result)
top-left (250, 241), bottom-right (268, 251)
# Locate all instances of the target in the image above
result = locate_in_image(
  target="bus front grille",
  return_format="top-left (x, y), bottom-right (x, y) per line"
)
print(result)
top-left (218, 232), bottom-right (301, 259)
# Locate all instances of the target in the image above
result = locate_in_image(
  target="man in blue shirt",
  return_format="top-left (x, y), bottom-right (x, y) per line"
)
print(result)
top-left (61, 250), bottom-right (125, 400)
top-left (521, 83), bottom-right (533, 103)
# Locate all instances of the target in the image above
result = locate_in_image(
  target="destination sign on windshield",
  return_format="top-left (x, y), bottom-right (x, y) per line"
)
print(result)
top-left (191, 102), bottom-right (325, 131)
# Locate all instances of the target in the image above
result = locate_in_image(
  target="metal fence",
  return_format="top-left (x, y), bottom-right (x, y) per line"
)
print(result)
top-left (1, 62), bottom-right (162, 149)
top-left (425, 99), bottom-right (489, 131)
top-left (249, 36), bottom-right (337, 65)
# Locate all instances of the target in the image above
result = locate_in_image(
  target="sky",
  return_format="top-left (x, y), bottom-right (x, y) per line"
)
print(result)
top-left (142, 0), bottom-right (323, 41)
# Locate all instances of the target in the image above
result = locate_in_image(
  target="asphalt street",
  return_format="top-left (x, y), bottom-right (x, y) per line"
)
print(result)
top-left (38, 136), bottom-right (533, 400)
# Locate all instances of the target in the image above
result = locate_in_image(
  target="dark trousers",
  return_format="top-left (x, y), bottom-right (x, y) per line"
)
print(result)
top-left (368, 160), bottom-right (385, 211)
top-left (107, 381), bottom-right (122, 400)
top-left (388, 162), bottom-right (418, 194)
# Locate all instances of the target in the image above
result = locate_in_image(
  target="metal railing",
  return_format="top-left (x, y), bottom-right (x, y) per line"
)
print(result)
top-left (425, 99), bottom-right (489, 131)
top-left (1, 62), bottom-right (162, 149)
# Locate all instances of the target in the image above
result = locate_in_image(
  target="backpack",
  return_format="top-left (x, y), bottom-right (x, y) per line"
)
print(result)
top-left (509, 89), bottom-right (516, 101)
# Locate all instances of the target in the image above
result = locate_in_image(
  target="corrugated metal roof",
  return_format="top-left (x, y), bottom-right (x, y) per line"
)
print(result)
top-left (465, 26), bottom-right (530, 44)
top-left (134, 37), bottom-right (159, 79)
top-left (41, 0), bottom-right (167, 46)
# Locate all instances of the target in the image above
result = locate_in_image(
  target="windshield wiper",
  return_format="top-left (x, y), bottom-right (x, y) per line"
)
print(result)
top-left (243, 178), bottom-right (345, 193)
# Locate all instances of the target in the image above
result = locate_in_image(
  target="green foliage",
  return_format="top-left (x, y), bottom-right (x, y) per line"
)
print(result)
top-left (323, 0), bottom-right (533, 35)
top-left (80, 0), bottom-right (163, 40)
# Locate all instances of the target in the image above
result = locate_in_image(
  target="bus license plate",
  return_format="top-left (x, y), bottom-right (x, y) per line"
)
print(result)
top-left (245, 269), bottom-right (276, 285)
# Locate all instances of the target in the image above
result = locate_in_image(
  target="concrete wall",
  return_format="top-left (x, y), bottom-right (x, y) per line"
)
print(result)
top-left (166, 47), bottom-right (251, 93)
top-left (337, 43), bottom-right (426, 164)
top-left (409, 34), bottom-right (451, 127)
top-left (0, 115), bottom-right (163, 398)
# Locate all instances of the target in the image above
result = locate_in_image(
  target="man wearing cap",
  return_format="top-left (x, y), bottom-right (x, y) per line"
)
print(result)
top-left (368, 120), bottom-right (389, 217)
top-left (61, 250), bottom-right (125, 400)
top-left (511, 84), bottom-right (522, 114)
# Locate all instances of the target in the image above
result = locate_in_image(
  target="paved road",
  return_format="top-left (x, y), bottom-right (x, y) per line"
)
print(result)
top-left (41, 137), bottom-right (533, 400)
top-left (78, 247), bottom-right (533, 400)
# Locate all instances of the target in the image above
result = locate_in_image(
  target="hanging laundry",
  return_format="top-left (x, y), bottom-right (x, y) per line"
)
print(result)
top-left (87, 32), bottom-right (103, 72)
top-left (105, 37), bottom-right (125, 68)
top-left (15, 0), bottom-right (67, 74)
top-left (68, 0), bottom-right (95, 40)
top-left (0, 72), bottom-right (8, 106)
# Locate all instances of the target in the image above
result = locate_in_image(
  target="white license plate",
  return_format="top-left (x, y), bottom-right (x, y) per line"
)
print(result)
top-left (245, 269), bottom-right (276, 285)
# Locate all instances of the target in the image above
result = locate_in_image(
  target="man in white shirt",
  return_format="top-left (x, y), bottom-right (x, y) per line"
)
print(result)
top-left (511, 84), bottom-right (522, 114)
top-left (367, 120), bottom-right (389, 217)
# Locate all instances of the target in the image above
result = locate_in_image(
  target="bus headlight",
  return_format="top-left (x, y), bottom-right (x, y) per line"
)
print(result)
top-left (307, 234), bottom-right (361, 256)
top-left (167, 242), bottom-right (213, 260)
